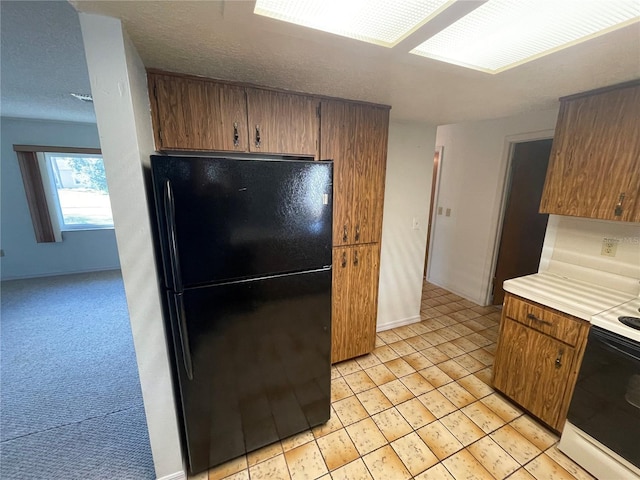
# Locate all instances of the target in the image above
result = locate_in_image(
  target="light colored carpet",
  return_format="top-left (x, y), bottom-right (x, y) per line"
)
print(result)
top-left (0, 270), bottom-right (154, 479)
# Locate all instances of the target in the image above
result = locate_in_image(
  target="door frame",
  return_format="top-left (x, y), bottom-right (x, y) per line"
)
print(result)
top-left (483, 129), bottom-right (555, 305)
top-left (425, 145), bottom-right (444, 282)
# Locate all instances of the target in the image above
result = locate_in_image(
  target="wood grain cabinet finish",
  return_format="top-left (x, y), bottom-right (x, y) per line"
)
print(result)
top-left (321, 100), bottom-right (389, 363)
top-left (331, 244), bottom-right (381, 363)
top-left (246, 88), bottom-right (319, 157)
top-left (539, 81), bottom-right (640, 222)
top-left (147, 70), bottom-right (391, 366)
top-left (320, 100), bottom-right (389, 246)
top-left (492, 294), bottom-right (590, 432)
top-left (149, 73), bottom-right (249, 152)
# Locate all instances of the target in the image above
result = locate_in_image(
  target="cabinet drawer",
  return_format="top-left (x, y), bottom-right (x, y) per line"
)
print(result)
top-left (504, 294), bottom-right (582, 346)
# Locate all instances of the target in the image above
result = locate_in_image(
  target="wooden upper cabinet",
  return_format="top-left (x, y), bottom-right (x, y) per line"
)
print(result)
top-left (246, 88), bottom-right (319, 157)
top-left (352, 105), bottom-right (389, 245)
top-left (149, 73), bottom-right (248, 152)
top-left (539, 82), bottom-right (640, 222)
top-left (321, 100), bottom-right (355, 246)
top-left (320, 100), bottom-right (389, 246)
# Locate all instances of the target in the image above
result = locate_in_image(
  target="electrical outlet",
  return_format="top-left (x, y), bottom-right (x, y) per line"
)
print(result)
top-left (412, 217), bottom-right (419, 230)
top-left (438, 207), bottom-right (443, 215)
top-left (445, 208), bottom-right (451, 217)
top-left (601, 238), bottom-right (619, 257)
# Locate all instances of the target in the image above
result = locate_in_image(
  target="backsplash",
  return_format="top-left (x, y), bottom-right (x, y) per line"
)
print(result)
top-left (539, 215), bottom-right (640, 296)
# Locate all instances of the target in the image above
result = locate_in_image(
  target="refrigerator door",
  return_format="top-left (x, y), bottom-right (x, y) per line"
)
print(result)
top-left (168, 268), bottom-right (331, 473)
top-left (151, 156), bottom-right (333, 289)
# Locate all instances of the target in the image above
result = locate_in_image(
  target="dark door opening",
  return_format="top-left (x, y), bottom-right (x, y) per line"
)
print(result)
top-left (492, 139), bottom-right (552, 305)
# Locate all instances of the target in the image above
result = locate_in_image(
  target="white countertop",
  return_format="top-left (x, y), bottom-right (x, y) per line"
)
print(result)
top-left (503, 272), bottom-right (637, 321)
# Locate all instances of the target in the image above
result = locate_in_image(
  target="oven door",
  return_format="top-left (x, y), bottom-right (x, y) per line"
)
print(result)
top-left (567, 326), bottom-right (640, 469)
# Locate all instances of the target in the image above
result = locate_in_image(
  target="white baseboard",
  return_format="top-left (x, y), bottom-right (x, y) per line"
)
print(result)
top-left (377, 315), bottom-right (420, 332)
top-left (0, 266), bottom-right (121, 281)
top-left (157, 471), bottom-right (186, 480)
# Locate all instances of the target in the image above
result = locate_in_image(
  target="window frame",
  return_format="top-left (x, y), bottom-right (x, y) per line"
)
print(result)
top-left (13, 145), bottom-right (109, 243)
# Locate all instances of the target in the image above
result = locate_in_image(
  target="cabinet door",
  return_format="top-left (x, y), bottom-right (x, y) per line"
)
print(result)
top-left (331, 247), bottom-right (351, 364)
top-left (331, 244), bottom-right (380, 363)
top-left (321, 101), bottom-right (355, 246)
top-left (539, 83), bottom-right (640, 222)
top-left (352, 105), bottom-right (389, 244)
top-left (493, 317), bottom-right (576, 430)
top-left (150, 74), bottom-right (248, 152)
top-left (246, 88), bottom-right (319, 157)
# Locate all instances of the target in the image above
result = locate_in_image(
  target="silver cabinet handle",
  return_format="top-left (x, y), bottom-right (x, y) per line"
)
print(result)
top-left (355, 224), bottom-right (360, 242)
top-left (527, 312), bottom-right (553, 327)
top-left (255, 124), bottom-right (261, 148)
top-left (555, 348), bottom-right (564, 369)
top-left (354, 251), bottom-right (359, 267)
top-left (233, 122), bottom-right (239, 147)
top-left (615, 193), bottom-right (625, 216)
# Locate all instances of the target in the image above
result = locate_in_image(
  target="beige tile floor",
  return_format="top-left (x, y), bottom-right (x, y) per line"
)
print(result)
top-left (191, 282), bottom-right (595, 480)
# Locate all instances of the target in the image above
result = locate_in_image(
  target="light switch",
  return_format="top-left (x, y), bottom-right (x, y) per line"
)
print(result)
top-left (445, 208), bottom-right (451, 217)
top-left (412, 217), bottom-right (419, 230)
top-left (438, 207), bottom-right (443, 215)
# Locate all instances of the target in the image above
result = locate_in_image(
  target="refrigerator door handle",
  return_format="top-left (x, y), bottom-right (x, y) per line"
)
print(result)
top-left (174, 293), bottom-right (194, 380)
top-left (164, 179), bottom-right (183, 293)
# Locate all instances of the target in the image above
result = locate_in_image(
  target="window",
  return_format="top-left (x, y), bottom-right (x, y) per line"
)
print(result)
top-left (43, 153), bottom-right (114, 230)
top-left (14, 145), bottom-right (110, 243)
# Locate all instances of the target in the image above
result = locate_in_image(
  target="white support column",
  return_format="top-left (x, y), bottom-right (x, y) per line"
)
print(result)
top-left (78, 12), bottom-right (185, 480)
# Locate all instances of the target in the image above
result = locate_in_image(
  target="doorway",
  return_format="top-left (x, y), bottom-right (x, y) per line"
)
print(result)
top-left (423, 147), bottom-right (442, 278)
top-left (492, 139), bottom-right (552, 305)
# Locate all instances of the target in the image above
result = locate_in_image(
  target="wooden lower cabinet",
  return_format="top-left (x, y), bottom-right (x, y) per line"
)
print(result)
top-left (332, 243), bottom-right (380, 364)
top-left (492, 294), bottom-right (589, 432)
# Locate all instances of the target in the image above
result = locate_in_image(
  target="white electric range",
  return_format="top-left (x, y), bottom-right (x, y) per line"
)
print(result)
top-left (559, 298), bottom-right (640, 480)
top-left (591, 298), bottom-right (640, 343)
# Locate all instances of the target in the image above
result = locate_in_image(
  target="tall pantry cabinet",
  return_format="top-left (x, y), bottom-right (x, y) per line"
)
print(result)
top-left (147, 71), bottom-right (390, 364)
top-left (321, 100), bottom-right (389, 363)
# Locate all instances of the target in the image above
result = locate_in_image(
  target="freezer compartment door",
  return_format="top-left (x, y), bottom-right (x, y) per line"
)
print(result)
top-left (151, 156), bottom-right (333, 289)
top-left (171, 268), bottom-right (331, 474)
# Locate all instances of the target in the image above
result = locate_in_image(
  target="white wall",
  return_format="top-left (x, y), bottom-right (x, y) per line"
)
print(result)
top-left (377, 121), bottom-right (437, 330)
top-left (541, 215), bottom-right (640, 296)
top-left (430, 108), bottom-right (559, 305)
top-left (0, 117), bottom-right (120, 280)
top-left (79, 13), bottom-right (184, 480)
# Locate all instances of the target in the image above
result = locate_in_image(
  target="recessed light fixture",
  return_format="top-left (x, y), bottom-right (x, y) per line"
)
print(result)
top-left (410, 0), bottom-right (640, 73)
top-left (70, 93), bottom-right (93, 102)
top-left (254, 0), bottom-right (456, 47)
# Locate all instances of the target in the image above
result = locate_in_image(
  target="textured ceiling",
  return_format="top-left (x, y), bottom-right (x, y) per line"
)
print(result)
top-left (0, 1), bottom-right (97, 123)
top-left (2, 1), bottom-right (639, 125)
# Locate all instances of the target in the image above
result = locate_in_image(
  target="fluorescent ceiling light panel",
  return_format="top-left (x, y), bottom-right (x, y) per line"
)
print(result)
top-left (410, 0), bottom-right (640, 73)
top-left (254, 0), bottom-right (455, 47)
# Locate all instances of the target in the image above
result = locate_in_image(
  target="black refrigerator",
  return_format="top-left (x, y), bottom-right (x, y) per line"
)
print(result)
top-left (150, 155), bottom-right (333, 474)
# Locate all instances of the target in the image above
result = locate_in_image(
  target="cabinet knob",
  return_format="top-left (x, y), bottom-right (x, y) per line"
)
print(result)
top-left (341, 251), bottom-right (347, 268)
top-left (233, 122), bottom-right (239, 147)
top-left (355, 224), bottom-right (360, 242)
top-left (343, 225), bottom-right (348, 242)
top-left (555, 348), bottom-right (564, 369)
top-left (354, 251), bottom-right (359, 267)
top-left (255, 124), bottom-right (261, 148)
top-left (614, 193), bottom-right (625, 216)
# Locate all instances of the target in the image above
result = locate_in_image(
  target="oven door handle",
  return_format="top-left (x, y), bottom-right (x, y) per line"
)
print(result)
top-left (598, 338), bottom-right (640, 363)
